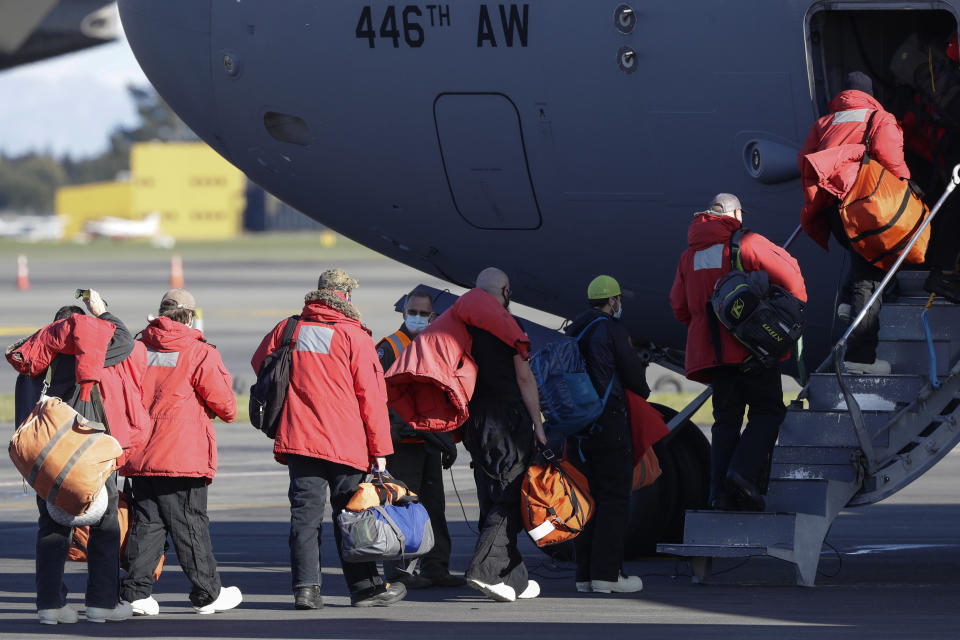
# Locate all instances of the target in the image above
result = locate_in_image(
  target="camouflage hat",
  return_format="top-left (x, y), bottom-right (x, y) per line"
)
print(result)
top-left (317, 268), bottom-right (358, 293)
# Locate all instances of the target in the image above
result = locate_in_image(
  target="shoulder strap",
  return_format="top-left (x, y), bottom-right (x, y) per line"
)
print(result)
top-left (574, 316), bottom-right (609, 342)
top-left (861, 110), bottom-right (878, 154)
top-left (729, 228), bottom-right (748, 272)
top-left (90, 382), bottom-right (110, 434)
top-left (280, 315), bottom-right (300, 348)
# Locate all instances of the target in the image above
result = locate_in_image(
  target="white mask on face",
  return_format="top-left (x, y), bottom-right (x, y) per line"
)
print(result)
top-left (613, 300), bottom-right (623, 319)
top-left (405, 315), bottom-right (430, 334)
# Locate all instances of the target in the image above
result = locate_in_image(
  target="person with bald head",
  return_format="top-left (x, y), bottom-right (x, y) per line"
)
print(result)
top-left (460, 267), bottom-right (546, 603)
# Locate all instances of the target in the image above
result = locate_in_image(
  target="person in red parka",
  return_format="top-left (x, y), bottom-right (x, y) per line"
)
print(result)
top-left (798, 71), bottom-right (910, 374)
top-left (670, 194), bottom-right (807, 511)
top-left (251, 269), bottom-right (401, 610)
top-left (120, 289), bottom-right (241, 616)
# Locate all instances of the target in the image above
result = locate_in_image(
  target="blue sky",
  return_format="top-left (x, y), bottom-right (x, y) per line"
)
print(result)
top-left (0, 8), bottom-right (149, 159)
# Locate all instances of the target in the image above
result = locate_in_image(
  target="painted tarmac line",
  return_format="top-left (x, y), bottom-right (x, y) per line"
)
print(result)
top-left (0, 326), bottom-right (37, 337)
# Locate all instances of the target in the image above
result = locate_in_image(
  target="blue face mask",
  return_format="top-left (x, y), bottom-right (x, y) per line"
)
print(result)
top-left (405, 315), bottom-right (430, 334)
top-left (613, 300), bottom-right (623, 319)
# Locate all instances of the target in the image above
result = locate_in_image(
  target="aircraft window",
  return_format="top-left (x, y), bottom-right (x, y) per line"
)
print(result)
top-left (264, 112), bottom-right (312, 146)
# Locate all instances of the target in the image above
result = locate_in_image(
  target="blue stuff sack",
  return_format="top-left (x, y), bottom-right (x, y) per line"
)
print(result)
top-left (338, 501), bottom-right (434, 563)
top-left (530, 317), bottom-right (613, 441)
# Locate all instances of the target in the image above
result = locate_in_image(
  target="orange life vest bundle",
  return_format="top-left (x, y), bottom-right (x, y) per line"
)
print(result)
top-left (521, 450), bottom-right (594, 547)
top-left (839, 111), bottom-right (930, 270)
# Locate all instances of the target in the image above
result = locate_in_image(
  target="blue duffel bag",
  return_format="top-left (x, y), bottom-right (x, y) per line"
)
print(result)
top-left (337, 474), bottom-right (435, 563)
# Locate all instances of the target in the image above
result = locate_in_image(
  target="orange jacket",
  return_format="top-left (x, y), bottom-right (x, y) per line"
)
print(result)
top-left (252, 293), bottom-right (392, 471)
top-left (670, 215), bottom-right (807, 383)
top-left (123, 317), bottom-right (236, 482)
top-left (799, 90), bottom-right (910, 250)
top-left (6, 314), bottom-right (150, 468)
top-left (385, 288), bottom-right (530, 433)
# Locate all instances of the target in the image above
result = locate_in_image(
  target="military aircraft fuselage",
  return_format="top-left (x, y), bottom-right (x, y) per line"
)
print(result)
top-left (117, 0), bottom-right (960, 370)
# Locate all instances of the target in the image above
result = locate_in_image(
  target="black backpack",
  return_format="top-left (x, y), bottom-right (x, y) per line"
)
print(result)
top-left (249, 315), bottom-right (299, 439)
top-left (708, 229), bottom-right (805, 369)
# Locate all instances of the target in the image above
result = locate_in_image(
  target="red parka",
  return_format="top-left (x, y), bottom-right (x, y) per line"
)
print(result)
top-left (385, 288), bottom-right (531, 433)
top-left (6, 314), bottom-right (150, 468)
top-left (799, 90), bottom-right (910, 250)
top-left (670, 214), bottom-right (808, 383)
top-left (251, 291), bottom-right (392, 471)
top-left (123, 317), bottom-right (236, 482)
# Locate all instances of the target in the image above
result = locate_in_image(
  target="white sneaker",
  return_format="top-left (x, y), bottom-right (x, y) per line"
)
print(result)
top-left (466, 578), bottom-right (516, 602)
top-left (837, 303), bottom-right (852, 322)
top-left (517, 580), bottom-right (540, 599)
top-left (37, 604), bottom-right (78, 625)
top-left (194, 586), bottom-right (242, 614)
top-left (843, 359), bottom-right (892, 375)
top-left (591, 574), bottom-right (643, 594)
top-left (575, 581), bottom-right (592, 593)
top-left (128, 596), bottom-right (159, 616)
top-left (86, 601), bottom-right (132, 623)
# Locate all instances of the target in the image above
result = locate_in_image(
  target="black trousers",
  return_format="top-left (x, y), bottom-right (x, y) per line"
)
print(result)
top-left (828, 207), bottom-right (886, 364)
top-left (383, 442), bottom-right (453, 578)
top-left (929, 196), bottom-right (960, 270)
top-left (570, 411), bottom-right (634, 583)
top-left (286, 455), bottom-right (383, 595)
top-left (461, 400), bottom-right (532, 594)
top-left (465, 467), bottom-right (528, 593)
top-left (36, 477), bottom-right (120, 610)
top-left (121, 477), bottom-right (221, 607)
top-left (710, 365), bottom-right (786, 497)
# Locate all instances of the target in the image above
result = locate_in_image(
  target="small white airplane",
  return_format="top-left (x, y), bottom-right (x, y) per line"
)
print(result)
top-left (0, 215), bottom-right (64, 241)
top-left (83, 211), bottom-right (161, 240)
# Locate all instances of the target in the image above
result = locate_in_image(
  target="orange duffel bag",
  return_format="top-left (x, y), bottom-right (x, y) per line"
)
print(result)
top-left (839, 112), bottom-right (930, 270)
top-left (521, 449), bottom-right (594, 547)
top-left (69, 482), bottom-right (165, 581)
top-left (9, 388), bottom-right (122, 517)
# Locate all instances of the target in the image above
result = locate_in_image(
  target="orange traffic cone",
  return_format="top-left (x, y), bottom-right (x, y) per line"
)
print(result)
top-left (16, 254), bottom-right (29, 291)
top-left (170, 254), bottom-right (184, 288)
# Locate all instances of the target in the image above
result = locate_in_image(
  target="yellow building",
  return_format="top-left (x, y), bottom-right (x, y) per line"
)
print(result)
top-left (56, 142), bottom-right (247, 240)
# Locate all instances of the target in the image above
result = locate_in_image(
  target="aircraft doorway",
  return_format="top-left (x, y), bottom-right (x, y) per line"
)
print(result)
top-left (806, 5), bottom-right (960, 196)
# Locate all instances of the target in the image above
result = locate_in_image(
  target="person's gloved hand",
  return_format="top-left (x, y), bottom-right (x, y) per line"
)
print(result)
top-left (422, 432), bottom-right (458, 469)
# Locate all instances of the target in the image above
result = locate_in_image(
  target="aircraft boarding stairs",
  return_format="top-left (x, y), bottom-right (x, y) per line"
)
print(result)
top-left (658, 270), bottom-right (960, 586)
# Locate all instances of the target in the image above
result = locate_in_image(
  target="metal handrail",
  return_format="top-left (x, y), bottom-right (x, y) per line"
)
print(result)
top-left (817, 165), bottom-right (960, 473)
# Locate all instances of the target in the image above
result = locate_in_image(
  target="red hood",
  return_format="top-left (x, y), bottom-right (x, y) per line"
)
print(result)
top-left (140, 316), bottom-right (205, 351)
top-left (828, 90), bottom-right (883, 114)
top-left (300, 300), bottom-right (363, 328)
top-left (687, 214), bottom-right (742, 249)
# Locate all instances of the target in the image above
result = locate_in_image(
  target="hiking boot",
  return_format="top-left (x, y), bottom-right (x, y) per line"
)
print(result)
top-left (590, 574), bottom-right (643, 594)
top-left (466, 578), bottom-right (516, 602)
top-left (425, 573), bottom-right (467, 588)
top-left (517, 580), bottom-right (540, 599)
top-left (194, 586), bottom-right (242, 614)
top-left (726, 471), bottom-right (765, 512)
top-left (924, 270), bottom-right (960, 304)
top-left (843, 359), bottom-right (892, 375)
top-left (86, 602), bottom-right (132, 623)
top-left (293, 586), bottom-right (323, 610)
top-left (350, 582), bottom-right (407, 607)
top-left (128, 596), bottom-right (159, 616)
top-left (391, 572), bottom-right (434, 589)
top-left (37, 604), bottom-right (78, 625)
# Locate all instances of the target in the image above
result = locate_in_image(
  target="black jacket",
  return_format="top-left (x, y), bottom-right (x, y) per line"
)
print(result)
top-left (564, 309), bottom-right (650, 425)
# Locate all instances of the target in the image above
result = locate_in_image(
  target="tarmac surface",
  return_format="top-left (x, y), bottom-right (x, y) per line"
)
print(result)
top-left (1, 237), bottom-right (959, 638)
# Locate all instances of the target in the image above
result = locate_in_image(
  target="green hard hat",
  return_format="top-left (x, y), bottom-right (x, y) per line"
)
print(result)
top-left (587, 275), bottom-right (621, 299)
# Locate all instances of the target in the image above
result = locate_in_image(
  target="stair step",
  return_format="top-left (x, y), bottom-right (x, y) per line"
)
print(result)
top-left (682, 510), bottom-right (797, 546)
top-left (771, 460), bottom-right (859, 483)
top-left (876, 339), bottom-right (954, 376)
top-left (879, 304), bottom-right (959, 341)
top-left (895, 270), bottom-right (930, 296)
top-left (766, 478), bottom-right (829, 515)
top-left (657, 543), bottom-right (772, 558)
top-left (778, 409), bottom-right (891, 447)
top-left (806, 373), bottom-right (926, 411)
top-left (773, 445), bottom-right (859, 465)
